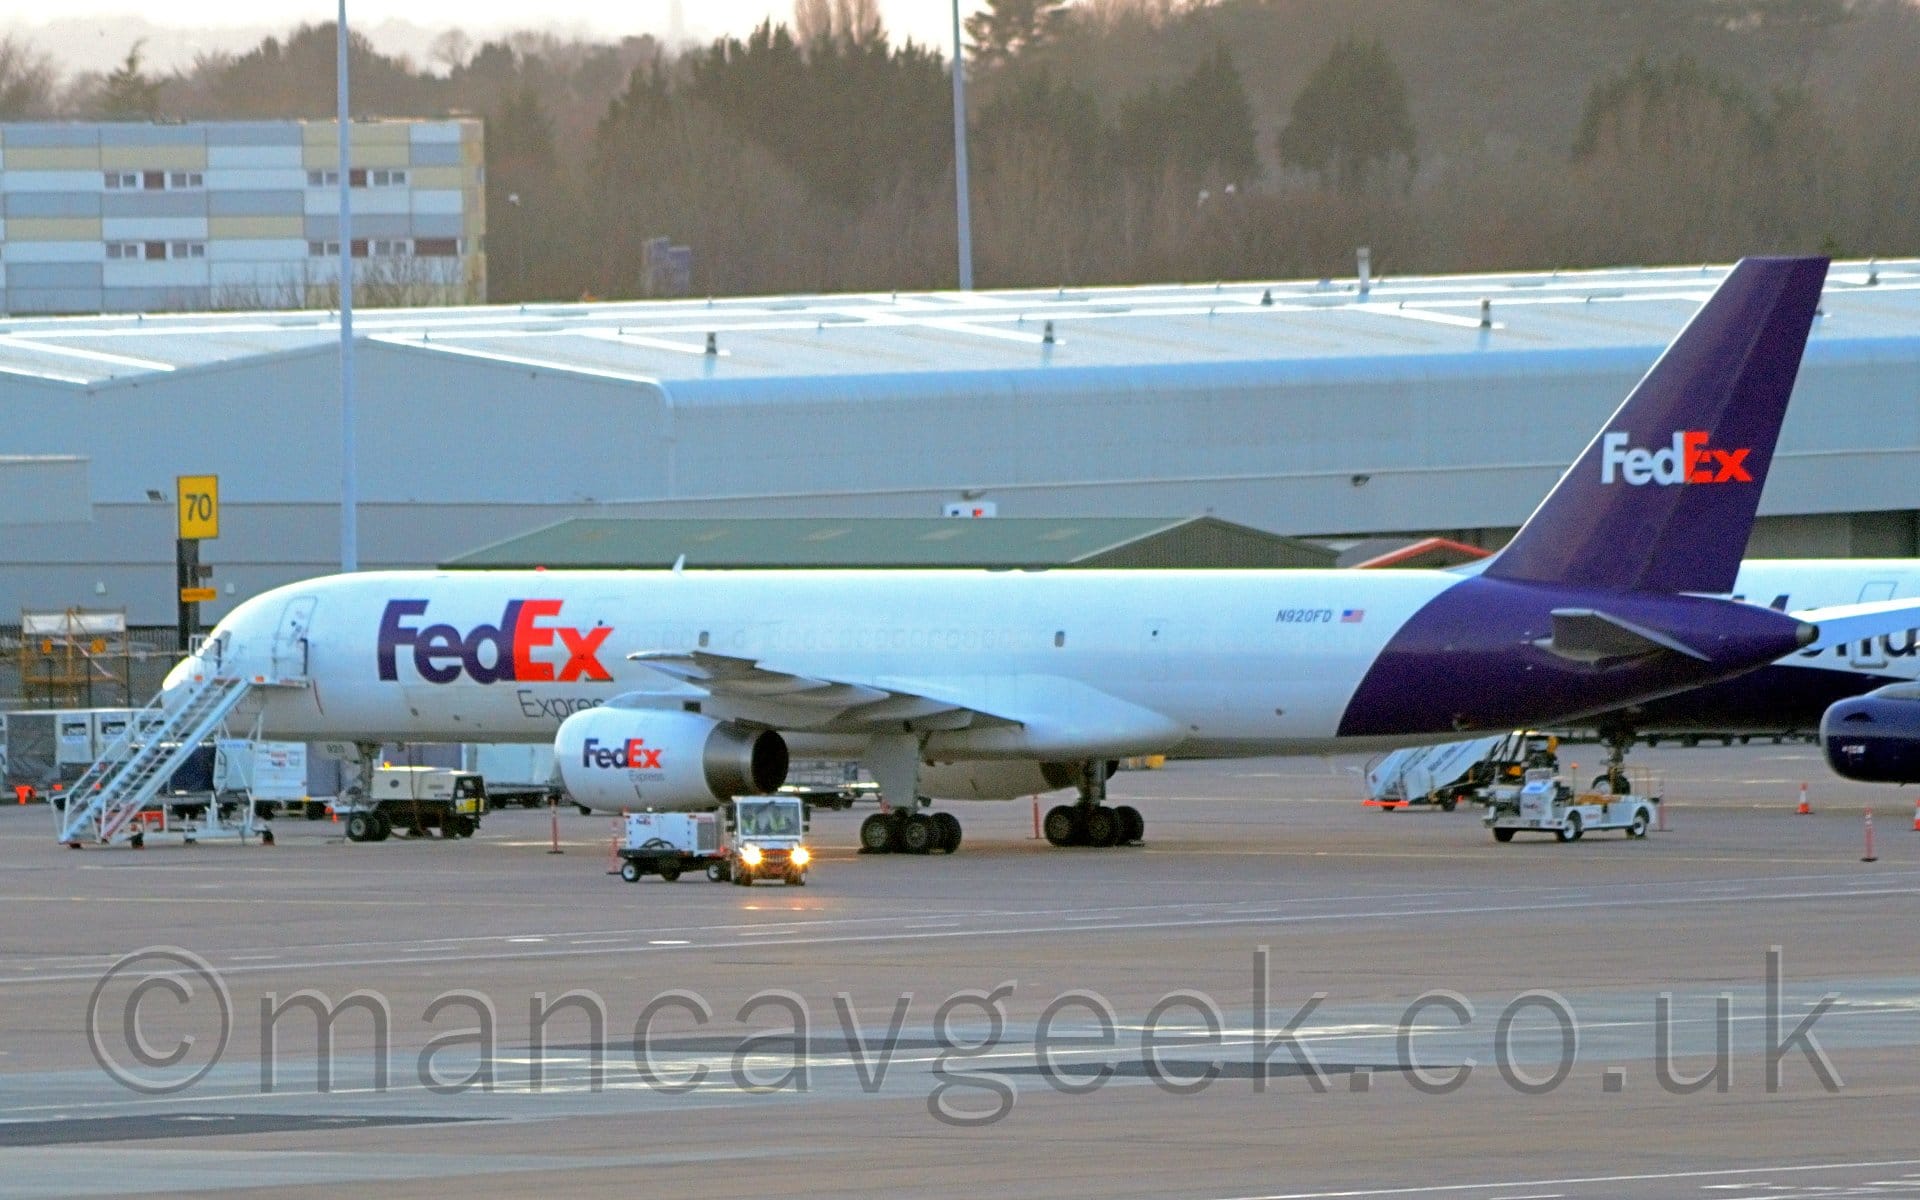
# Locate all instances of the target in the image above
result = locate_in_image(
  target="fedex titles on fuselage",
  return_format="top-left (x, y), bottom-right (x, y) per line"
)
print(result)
top-left (1601, 429), bottom-right (1752, 486)
top-left (376, 599), bottom-right (613, 685)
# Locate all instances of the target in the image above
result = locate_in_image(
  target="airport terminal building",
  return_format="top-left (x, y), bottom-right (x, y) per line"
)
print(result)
top-left (1, 258), bottom-right (1916, 630)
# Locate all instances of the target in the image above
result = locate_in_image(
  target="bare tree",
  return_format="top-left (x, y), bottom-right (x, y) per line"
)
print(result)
top-left (0, 34), bottom-right (58, 118)
top-left (431, 29), bottom-right (473, 75)
top-left (793, 0), bottom-right (885, 50)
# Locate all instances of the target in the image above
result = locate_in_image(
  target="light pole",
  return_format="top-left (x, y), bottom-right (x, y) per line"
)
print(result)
top-left (506, 191), bottom-right (522, 300)
top-left (337, 0), bottom-right (357, 572)
top-left (951, 0), bottom-right (973, 291)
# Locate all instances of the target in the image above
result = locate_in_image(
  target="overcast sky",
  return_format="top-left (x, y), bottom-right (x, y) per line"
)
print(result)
top-left (7, 2), bottom-right (980, 75)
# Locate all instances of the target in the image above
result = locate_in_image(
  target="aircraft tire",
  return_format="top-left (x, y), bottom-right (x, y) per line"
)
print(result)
top-left (934, 811), bottom-right (962, 854)
top-left (1043, 805), bottom-right (1081, 847)
top-left (859, 813), bottom-right (895, 853)
top-left (1115, 805), bottom-right (1144, 844)
top-left (900, 814), bottom-right (937, 854)
top-left (345, 813), bottom-right (373, 843)
top-left (1084, 806), bottom-right (1120, 847)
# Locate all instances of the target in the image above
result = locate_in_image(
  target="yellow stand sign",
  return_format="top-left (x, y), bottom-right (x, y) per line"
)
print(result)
top-left (177, 475), bottom-right (219, 540)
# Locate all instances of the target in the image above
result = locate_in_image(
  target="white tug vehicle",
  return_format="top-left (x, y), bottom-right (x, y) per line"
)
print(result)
top-left (1481, 768), bottom-right (1659, 844)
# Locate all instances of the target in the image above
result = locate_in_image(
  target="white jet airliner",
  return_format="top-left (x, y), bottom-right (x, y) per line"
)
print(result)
top-left (141, 256), bottom-right (1915, 852)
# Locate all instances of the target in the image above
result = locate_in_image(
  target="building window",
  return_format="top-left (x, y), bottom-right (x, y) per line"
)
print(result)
top-left (169, 241), bottom-right (206, 259)
top-left (107, 170), bottom-right (206, 191)
top-left (143, 241), bottom-right (166, 260)
top-left (106, 242), bottom-right (141, 259)
top-left (414, 237), bottom-right (459, 257)
top-left (309, 168), bottom-right (408, 188)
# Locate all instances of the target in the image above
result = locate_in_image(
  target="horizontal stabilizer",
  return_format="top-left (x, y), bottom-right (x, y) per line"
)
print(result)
top-left (1792, 597), bottom-right (1920, 653)
top-left (1533, 608), bottom-right (1709, 665)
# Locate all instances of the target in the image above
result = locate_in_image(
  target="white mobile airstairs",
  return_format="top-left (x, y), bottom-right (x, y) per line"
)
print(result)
top-left (54, 648), bottom-right (307, 847)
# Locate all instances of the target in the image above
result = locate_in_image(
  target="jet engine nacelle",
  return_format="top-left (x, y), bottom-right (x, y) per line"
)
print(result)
top-left (920, 759), bottom-right (1082, 801)
top-left (1822, 685), bottom-right (1920, 784)
top-left (555, 708), bottom-right (789, 812)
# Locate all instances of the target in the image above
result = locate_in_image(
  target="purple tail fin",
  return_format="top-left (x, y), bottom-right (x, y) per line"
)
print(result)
top-left (1484, 255), bottom-right (1828, 595)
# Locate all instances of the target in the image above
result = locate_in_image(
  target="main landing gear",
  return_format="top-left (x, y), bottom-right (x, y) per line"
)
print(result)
top-left (861, 733), bottom-right (964, 855)
top-left (1044, 760), bottom-right (1143, 848)
top-left (1592, 725), bottom-right (1636, 794)
top-left (859, 806), bottom-right (963, 855)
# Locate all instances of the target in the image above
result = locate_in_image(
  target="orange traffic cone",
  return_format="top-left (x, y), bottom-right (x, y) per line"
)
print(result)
top-left (1796, 783), bottom-right (1812, 816)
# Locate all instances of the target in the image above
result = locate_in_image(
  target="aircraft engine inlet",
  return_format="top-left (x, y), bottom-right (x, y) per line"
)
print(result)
top-left (1823, 684), bottom-right (1920, 784)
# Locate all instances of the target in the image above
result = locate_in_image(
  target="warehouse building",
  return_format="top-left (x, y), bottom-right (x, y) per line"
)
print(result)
top-left (445, 516), bottom-right (1338, 571)
top-left (0, 258), bottom-right (1915, 630)
top-left (0, 119), bottom-right (485, 313)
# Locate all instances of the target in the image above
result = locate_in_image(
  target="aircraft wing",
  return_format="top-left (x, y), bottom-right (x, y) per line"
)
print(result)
top-left (1792, 597), bottom-right (1920, 653)
top-left (627, 649), bottom-right (1021, 733)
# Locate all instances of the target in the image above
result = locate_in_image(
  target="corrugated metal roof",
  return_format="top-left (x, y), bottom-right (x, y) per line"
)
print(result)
top-left (2, 258), bottom-right (1914, 388)
top-left (443, 516), bottom-right (1336, 570)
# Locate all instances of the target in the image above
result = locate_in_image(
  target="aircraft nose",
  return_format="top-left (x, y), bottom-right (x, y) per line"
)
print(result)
top-left (160, 653), bottom-right (201, 700)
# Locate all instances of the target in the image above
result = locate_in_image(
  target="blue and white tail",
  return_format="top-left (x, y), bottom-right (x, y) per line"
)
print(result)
top-left (1484, 256), bottom-right (1828, 595)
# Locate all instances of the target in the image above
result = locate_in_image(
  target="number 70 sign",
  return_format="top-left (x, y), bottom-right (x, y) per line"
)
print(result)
top-left (177, 475), bottom-right (219, 540)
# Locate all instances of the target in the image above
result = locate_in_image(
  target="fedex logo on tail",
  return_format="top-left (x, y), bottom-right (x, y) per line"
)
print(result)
top-left (581, 737), bottom-right (662, 770)
top-left (1600, 431), bottom-right (1752, 486)
top-left (377, 599), bottom-right (614, 684)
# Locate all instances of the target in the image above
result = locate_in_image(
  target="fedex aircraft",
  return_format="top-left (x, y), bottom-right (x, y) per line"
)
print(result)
top-left (1601, 559), bottom-right (1920, 745)
top-left (164, 256), bottom-right (1900, 851)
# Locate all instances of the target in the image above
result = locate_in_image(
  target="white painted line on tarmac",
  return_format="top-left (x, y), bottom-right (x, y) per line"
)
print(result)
top-left (6, 876), bottom-right (1918, 985)
top-left (1209, 1156), bottom-right (1920, 1199)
